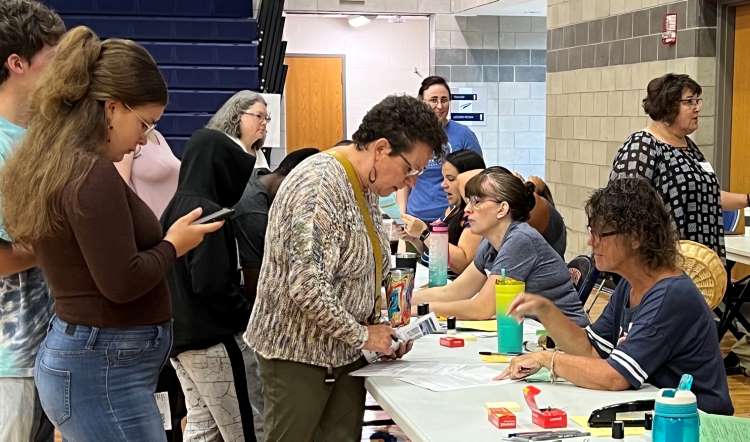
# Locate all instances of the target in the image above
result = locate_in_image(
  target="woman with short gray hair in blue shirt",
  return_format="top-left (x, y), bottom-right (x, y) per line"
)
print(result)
top-left (412, 167), bottom-right (588, 325)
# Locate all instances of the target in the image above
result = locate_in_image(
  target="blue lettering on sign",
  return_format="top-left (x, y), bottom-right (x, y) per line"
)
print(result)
top-left (450, 113), bottom-right (484, 122)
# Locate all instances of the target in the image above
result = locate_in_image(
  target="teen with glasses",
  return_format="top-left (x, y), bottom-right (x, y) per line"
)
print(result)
top-left (498, 178), bottom-right (733, 416)
top-left (0, 26), bottom-right (224, 441)
top-left (412, 168), bottom-right (587, 325)
top-left (397, 76), bottom-right (483, 223)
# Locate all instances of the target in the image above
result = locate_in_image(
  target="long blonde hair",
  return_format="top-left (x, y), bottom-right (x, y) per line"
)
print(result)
top-left (0, 26), bottom-right (167, 245)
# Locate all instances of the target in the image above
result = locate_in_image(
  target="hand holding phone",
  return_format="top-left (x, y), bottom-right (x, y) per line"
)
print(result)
top-left (164, 208), bottom-right (227, 257)
top-left (191, 208), bottom-right (235, 225)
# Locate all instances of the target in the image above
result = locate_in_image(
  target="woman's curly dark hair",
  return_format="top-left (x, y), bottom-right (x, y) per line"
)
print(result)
top-left (586, 177), bottom-right (679, 270)
top-left (642, 73), bottom-right (702, 124)
top-left (352, 95), bottom-right (447, 159)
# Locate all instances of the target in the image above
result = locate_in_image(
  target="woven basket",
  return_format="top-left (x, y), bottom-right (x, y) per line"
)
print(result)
top-left (678, 240), bottom-right (727, 310)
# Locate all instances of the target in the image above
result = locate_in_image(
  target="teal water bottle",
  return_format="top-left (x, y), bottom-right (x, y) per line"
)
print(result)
top-left (495, 269), bottom-right (523, 354)
top-left (428, 222), bottom-right (448, 287)
top-left (653, 374), bottom-right (699, 442)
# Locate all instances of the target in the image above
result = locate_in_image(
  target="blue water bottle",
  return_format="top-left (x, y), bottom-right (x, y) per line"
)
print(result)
top-left (653, 374), bottom-right (699, 442)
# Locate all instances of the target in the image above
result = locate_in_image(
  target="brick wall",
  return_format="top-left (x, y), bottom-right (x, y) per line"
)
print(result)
top-left (432, 14), bottom-right (548, 177)
top-left (546, 0), bottom-right (718, 258)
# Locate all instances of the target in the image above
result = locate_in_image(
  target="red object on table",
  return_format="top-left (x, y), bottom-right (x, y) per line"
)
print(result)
top-left (523, 385), bottom-right (567, 428)
top-left (439, 336), bottom-right (464, 347)
top-left (487, 407), bottom-right (516, 429)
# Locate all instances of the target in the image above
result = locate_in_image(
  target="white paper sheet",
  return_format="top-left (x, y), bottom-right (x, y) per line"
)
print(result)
top-left (397, 367), bottom-right (517, 392)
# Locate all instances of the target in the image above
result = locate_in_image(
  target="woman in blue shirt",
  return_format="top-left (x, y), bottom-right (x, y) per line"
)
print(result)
top-left (498, 178), bottom-right (733, 415)
top-left (398, 76), bottom-right (482, 222)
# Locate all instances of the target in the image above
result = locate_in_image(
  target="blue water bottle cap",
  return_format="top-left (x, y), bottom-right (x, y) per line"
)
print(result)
top-left (677, 373), bottom-right (693, 391)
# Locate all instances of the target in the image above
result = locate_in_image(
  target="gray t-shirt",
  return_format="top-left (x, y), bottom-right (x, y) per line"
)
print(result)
top-left (473, 222), bottom-right (588, 326)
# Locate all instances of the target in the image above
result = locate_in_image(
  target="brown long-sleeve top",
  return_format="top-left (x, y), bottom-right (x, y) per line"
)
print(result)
top-left (36, 158), bottom-right (176, 327)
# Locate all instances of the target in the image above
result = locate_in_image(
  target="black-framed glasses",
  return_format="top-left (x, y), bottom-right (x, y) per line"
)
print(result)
top-left (243, 111), bottom-right (272, 123)
top-left (397, 152), bottom-right (424, 177)
top-left (586, 225), bottom-right (621, 239)
top-left (679, 97), bottom-right (703, 108)
top-left (125, 104), bottom-right (159, 146)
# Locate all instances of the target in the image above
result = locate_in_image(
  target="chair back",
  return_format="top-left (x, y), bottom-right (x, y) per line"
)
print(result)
top-left (678, 240), bottom-right (727, 310)
top-left (723, 209), bottom-right (745, 235)
top-left (567, 255), bottom-right (599, 305)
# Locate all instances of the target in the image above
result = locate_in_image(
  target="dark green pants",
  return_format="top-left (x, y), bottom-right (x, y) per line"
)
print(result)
top-left (257, 355), bottom-right (367, 442)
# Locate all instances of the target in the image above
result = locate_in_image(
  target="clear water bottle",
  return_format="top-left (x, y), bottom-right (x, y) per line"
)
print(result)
top-left (428, 222), bottom-right (448, 287)
top-left (653, 374), bottom-right (699, 442)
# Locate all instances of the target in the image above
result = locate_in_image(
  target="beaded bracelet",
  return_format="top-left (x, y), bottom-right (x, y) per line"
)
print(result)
top-left (550, 349), bottom-right (560, 384)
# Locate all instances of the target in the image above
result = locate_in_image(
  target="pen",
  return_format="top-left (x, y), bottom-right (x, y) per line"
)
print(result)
top-left (479, 351), bottom-right (502, 355)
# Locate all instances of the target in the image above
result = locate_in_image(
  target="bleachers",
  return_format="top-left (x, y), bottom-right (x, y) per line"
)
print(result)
top-left (46, 0), bottom-right (252, 18)
top-left (61, 16), bottom-right (258, 42)
top-left (47, 0), bottom-right (259, 157)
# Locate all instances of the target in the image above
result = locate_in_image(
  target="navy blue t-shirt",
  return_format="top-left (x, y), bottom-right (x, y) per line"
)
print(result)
top-left (407, 120), bottom-right (482, 222)
top-left (586, 275), bottom-right (733, 415)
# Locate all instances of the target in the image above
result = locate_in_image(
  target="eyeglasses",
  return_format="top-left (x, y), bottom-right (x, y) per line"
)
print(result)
top-left (125, 104), bottom-right (159, 146)
top-left (425, 97), bottom-right (449, 107)
top-left (586, 225), bottom-right (621, 240)
top-left (243, 111), bottom-right (272, 123)
top-left (397, 152), bottom-right (425, 177)
top-left (679, 97), bottom-right (703, 108)
top-left (465, 196), bottom-right (501, 209)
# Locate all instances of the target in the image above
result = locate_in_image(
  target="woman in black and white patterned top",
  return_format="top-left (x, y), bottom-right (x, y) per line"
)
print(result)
top-left (609, 74), bottom-right (750, 259)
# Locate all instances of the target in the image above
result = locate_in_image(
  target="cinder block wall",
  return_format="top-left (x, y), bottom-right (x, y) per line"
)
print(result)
top-left (546, 0), bottom-right (718, 258)
top-left (431, 14), bottom-right (548, 177)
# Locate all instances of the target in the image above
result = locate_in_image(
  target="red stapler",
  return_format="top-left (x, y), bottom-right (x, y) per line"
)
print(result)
top-left (523, 385), bottom-right (567, 428)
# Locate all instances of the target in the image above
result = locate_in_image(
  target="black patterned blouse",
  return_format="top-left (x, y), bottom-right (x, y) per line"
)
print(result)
top-left (609, 130), bottom-right (724, 258)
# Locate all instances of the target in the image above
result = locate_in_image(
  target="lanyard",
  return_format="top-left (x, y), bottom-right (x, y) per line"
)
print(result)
top-left (328, 151), bottom-right (384, 322)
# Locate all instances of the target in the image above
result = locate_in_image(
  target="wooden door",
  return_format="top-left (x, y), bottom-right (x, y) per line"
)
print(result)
top-left (730, 5), bottom-right (750, 279)
top-left (284, 55), bottom-right (345, 151)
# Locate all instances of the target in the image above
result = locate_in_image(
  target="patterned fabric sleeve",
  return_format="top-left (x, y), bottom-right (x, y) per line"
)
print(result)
top-left (284, 172), bottom-right (369, 349)
top-left (609, 132), bottom-right (661, 185)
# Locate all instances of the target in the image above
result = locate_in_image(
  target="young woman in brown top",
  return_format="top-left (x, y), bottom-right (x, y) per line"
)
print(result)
top-left (0, 26), bottom-right (222, 441)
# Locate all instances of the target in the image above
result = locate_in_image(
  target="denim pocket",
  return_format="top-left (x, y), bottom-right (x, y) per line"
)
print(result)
top-left (108, 339), bottom-right (153, 367)
top-left (36, 360), bottom-right (72, 426)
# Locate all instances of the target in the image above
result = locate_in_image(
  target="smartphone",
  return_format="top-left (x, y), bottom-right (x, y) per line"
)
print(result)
top-left (191, 208), bottom-right (235, 225)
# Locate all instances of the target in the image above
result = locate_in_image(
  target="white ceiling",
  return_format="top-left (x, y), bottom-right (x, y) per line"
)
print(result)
top-left (455, 0), bottom-right (547, 16)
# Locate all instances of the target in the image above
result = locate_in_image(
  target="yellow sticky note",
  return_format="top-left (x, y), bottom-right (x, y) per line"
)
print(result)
top-left (485, 401), bottom-right (521, 412)
top-left (571, 416), bottom-right (645, 437)
top-left (480, 354), bottom-right (511, 363)
top-left (456, 333), bottom-right (477, 341)
top-left (457, 320), bottom-right (497, 332)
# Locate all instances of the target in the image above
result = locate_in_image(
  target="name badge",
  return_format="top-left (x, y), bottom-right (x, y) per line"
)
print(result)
top-left (699, 161), bottom-right (715, 174)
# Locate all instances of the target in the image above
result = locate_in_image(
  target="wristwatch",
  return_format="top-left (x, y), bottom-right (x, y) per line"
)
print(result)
top-left (419, 228), bottom-right (431, 243)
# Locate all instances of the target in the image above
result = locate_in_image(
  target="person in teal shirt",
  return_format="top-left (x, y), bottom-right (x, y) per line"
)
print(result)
top-left (0, 2), bottom-right (64, 441)
top-left (398, 76), bottom-right (482, 222)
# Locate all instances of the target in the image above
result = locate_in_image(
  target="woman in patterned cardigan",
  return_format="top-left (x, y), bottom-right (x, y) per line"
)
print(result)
top-left (244, 95), bottom-right (447, 441)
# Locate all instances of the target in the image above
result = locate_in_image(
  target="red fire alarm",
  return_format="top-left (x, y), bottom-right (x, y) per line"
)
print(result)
top-left (662, 13), bottom-right (677, 45)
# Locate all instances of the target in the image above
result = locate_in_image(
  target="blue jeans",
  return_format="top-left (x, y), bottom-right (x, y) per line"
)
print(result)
top-left (34, 316), bottom-right (172, 442)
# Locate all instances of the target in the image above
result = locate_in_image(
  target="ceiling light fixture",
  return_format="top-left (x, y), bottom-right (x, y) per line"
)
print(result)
top-left (348, 15), bottom-right (372, 28)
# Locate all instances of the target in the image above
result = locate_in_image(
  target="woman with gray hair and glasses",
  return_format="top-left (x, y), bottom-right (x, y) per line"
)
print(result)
top-left (160, 91), bottom-right (264, 441)
top-left (207, 90), bottom-right (271, 169)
